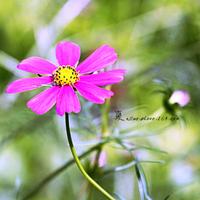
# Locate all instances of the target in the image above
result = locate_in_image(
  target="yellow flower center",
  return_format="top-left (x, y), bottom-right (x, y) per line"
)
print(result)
top-left (53, 66), bottom-right (79, 86)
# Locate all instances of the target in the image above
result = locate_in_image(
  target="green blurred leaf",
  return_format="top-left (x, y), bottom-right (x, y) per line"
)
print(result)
top-left (135, 162), bottom-right (152, 200)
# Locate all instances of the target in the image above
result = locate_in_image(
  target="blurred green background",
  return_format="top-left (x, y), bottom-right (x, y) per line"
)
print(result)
top-left (0, 0), bottom-right (200, 199)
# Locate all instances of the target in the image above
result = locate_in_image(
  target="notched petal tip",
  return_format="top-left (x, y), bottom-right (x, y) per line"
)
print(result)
top-left (57, 40), bottom-right (79, 47)
top-left (56, 41), bottom-right (81, 66)
top-left (56, 107), bottom-right (81, 116)
top-left (5, 77), bottom-right (53, 94)
top-left (115, 68), bottom-right (127, 74)
top-left (74, 107), bottom-right (81, 113)
top-left (101, 44), bottom-right (118, 59)
top-left (26, 102), bottom-right (43, 115)
top-left (80, 68), bottom-right (126, 86)
top-left (17, 57), bottom-right (56, 74)
top-left (75, 81), bottom-right (114, 104)
top-left (56, 85), bottom-right (81, 115)
top-left (5, 84), bottom-right (14, 94)
top-left (27, 87), bottom-right (59, 115)
top-left (76, 44), bottom-right (118, 74)
top-left (109, 90), bottom-right (114, 96)
top-left (55, 110), bottom-right (65, 116)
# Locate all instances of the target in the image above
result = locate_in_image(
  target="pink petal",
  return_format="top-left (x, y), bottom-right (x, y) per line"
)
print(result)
top-left (56, 41), bottom-right (81, 66)
top-left (80, 69), bottom-right (126, 86)
top-left (74, 81), bottom-right (114, 104)
top-left (27, 86), bottom-right (60, 115)
top-left (56, 85), bottom-right (81, 115)
top-left (76, 45), bottom-right (118, 74)
top-left (169, 90), bottom-right (190, 107)
top-left (6, 76), bottom-right (52, 94)
top-left (17, 57), bottom-right (57, 74)
top-left (98, 151), bottom-right (107, 167)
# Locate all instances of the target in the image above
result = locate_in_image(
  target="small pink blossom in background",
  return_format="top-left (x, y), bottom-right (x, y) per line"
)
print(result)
top-left (169, 90), bottom-right (190, 107)
top-left (98, 151), bottom-right (107, 167)
top-left (6, 41), bottom-right (126, 115)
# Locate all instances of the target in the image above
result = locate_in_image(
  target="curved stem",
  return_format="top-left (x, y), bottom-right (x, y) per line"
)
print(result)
top-left (65, 113), bottom-right (115, 200)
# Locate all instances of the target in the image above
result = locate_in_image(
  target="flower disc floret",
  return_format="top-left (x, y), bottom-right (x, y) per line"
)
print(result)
top-left (53, 66), bottom-right (79, 86)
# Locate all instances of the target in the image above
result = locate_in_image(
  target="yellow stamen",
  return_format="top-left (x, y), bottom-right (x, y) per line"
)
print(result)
top-left (53, 65), bottom-right (79, 86)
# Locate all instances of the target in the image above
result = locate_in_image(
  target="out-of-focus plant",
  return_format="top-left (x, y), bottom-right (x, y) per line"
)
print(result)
top-left (0, 0), bottom-right (200, 200)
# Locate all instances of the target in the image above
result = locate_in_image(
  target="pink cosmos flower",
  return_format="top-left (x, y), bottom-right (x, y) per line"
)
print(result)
top-left (6, 41), bottom-right (125, 115)
top-left (169, 90), bottom-right (190, 107)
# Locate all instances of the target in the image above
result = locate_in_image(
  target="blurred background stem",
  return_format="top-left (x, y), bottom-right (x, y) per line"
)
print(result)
top-left (21, 139), bottom-right (109, 200)
top-left (87, 85), bottom-right (112, 198)
top-left (101, 85), bottom-right (112, 137)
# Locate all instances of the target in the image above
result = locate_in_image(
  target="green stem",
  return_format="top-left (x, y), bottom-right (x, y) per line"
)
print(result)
top-left (101, 85), bottom-right (111, 136)
top-left (65, 113), bottom-right (115, 200)
top-left (91, 95), bottom-right (111, 175)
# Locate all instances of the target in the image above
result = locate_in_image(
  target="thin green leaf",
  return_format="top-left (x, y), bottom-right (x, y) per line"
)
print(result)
top-left (135, 163), bottom-right (152, 200)
top-left (103, 159), bottom-right (164, 177)
top-left (164, 194), bottom-right (171, 200)
top-left (114, 192), bottom-right (126, 200)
